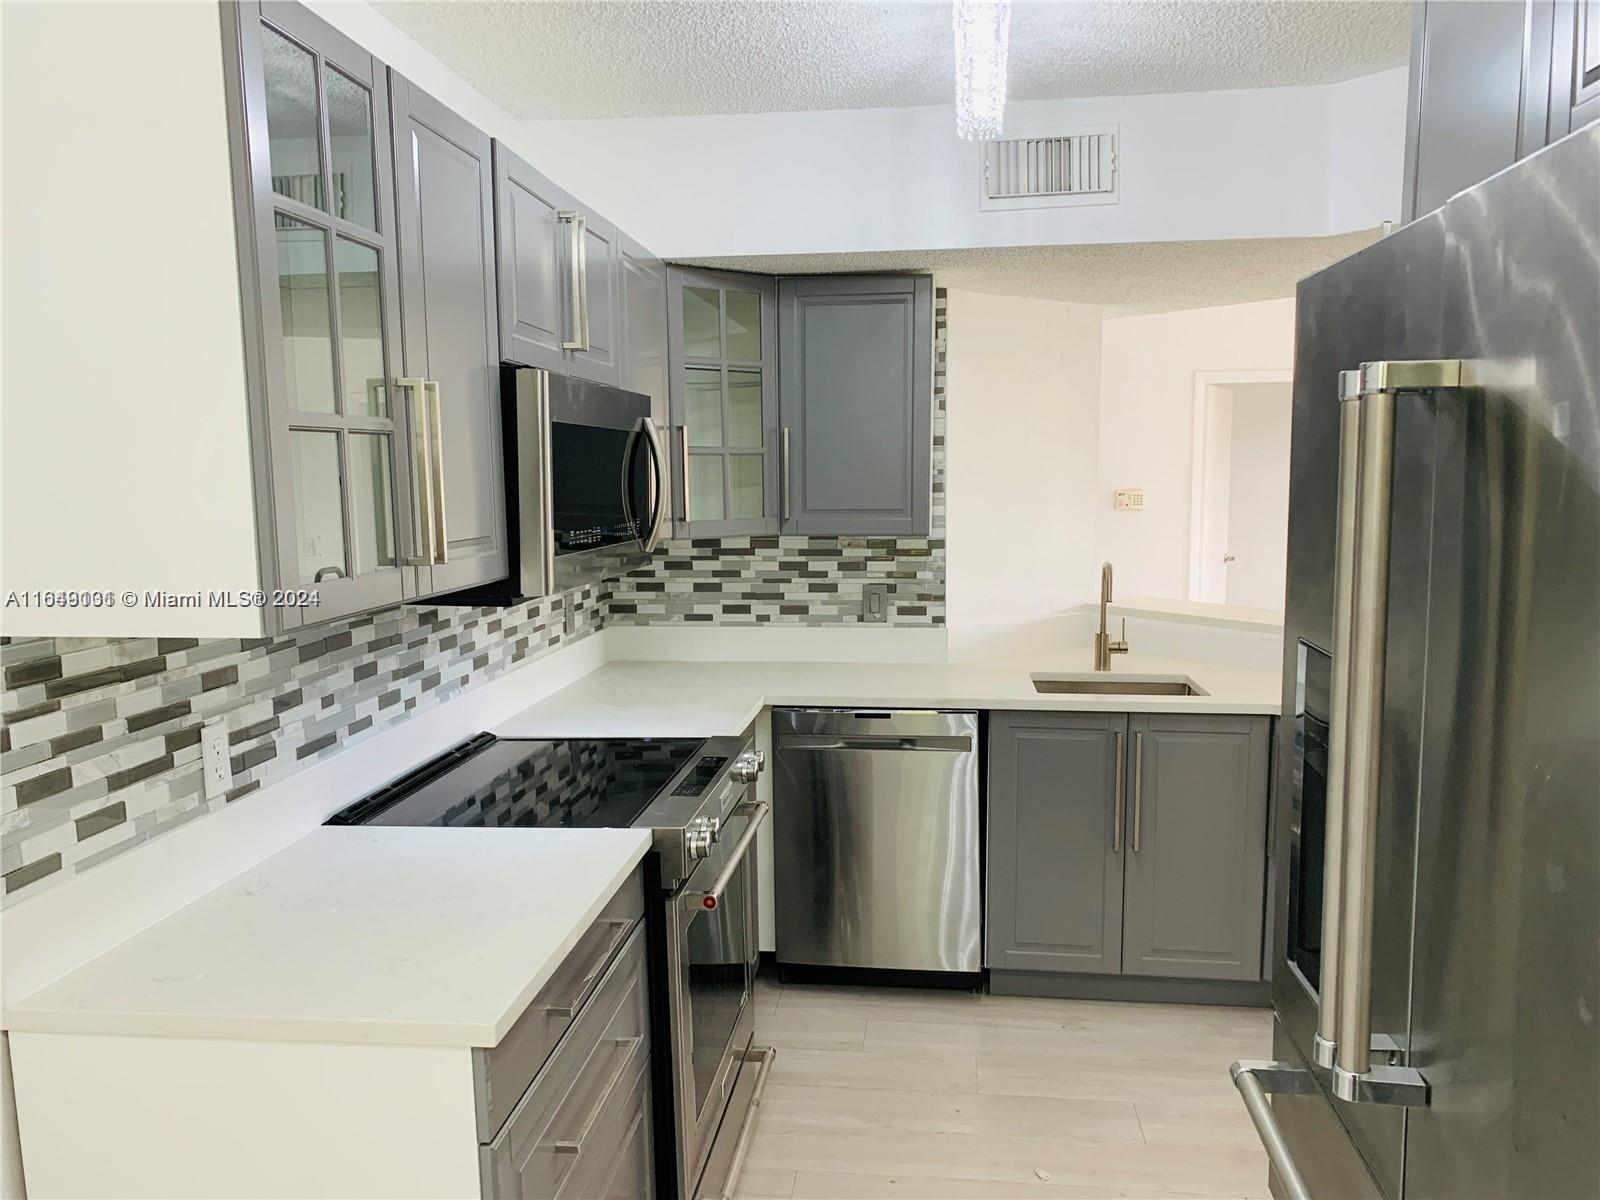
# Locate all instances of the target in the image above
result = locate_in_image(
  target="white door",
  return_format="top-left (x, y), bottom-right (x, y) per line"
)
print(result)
top-left (1221, 381), bottom-right (1292, 608)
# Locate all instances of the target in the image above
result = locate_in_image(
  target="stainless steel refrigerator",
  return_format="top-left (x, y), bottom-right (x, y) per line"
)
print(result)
top-left (1233, 124), bottom-right (1599, 1199)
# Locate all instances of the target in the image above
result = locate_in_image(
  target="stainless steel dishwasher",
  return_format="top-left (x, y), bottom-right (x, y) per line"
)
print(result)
top-left (773, 708), bottom-right (981, 976)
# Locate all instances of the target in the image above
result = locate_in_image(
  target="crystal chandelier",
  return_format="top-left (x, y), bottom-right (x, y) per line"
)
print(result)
top-left (952, 0), bottom-right (1012, 141)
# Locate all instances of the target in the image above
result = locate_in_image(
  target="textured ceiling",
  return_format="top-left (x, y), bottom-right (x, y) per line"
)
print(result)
top-left (678, 230), bottom-right (1382, 313)
top-left (374, 1), bottom-right (1410, 121)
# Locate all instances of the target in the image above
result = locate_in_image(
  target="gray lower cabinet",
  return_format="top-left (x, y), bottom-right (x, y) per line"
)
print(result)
top-left (987, 711), bottom-right (1271, 989)
top-left (492, 143), bottom-right (621, 387)
top-left (986, 712), bottom-right (1125, 975)
top-left (777, 275), bottom-right (933, 536)
top-left (390, 75), bottom-right (507, 596)
top-left (477, 869), bottom-right (652, 1199)
top-left (1120, 714), bottom-right (1271, 981)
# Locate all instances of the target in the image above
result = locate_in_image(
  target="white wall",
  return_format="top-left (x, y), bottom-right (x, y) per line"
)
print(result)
top-left (1097, 299), bottom-right (1296, 599)
top-left (944, 290), bottom-right (1104, 628)
top-left (515, 69), bottom-right (1409, 259)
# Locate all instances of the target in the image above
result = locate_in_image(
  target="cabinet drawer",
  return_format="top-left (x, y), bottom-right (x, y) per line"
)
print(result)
top-left (475, 868), bottom-right (644, 1139)
top-left (566, 1055), bottom-right (653, 1200)
top-left (480, 921), bottom-right (650, 1198)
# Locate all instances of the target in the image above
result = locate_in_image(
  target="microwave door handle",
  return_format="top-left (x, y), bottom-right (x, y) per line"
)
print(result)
top-left (639, 417), bottom-right (667, 552)
top-left (619, 418), bottom-right (642, 549)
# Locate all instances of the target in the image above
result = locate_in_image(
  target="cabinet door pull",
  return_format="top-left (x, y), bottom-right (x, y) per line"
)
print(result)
top-left (401, 377), bottom-right (434, 566)
top-left (557, 211), bottom-right (589, 351)
top-left (1132, 730), bottom-right (1145, 853)
top-left (781, 426), bottom-right (792, 522)
top-left (677, 426), bottom-right (691, 522)
top-left (426, 380), bottom-right (448, 564)
top-left (548, 1035), bottom-right (642, 1156)
top-left (1112, 730), bottom-right (1126, 853)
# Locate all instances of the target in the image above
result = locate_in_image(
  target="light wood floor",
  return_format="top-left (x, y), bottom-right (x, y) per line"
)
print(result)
top-left (733, 978), bottom-right (1272, 1200)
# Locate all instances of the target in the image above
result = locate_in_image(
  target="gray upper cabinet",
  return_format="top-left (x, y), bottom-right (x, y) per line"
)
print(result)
top-left (224, 0), bottom-right (422, 630)
top-left (390, 75), bottom-right (506, 596)
top-left (988, 710), bottom-right (1271, 985)
top-left (777, 275), bottom-right (933, 537)
top-left (667, 266), bottom-right (779, 538)
top-left (492, 143), bottom-right (620, 386)
top-left (1120, 715), bottom-right (1270, 981)
top-left (1406, 0), bottom-right (1599, 223)
top-left (987, 712), bottom-right (1125, 976)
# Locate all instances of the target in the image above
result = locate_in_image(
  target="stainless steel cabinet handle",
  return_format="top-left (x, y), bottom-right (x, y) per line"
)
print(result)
top-left (781, 426), bottom-right (792, 523)
top-left (1131, 730), bottom-right (1145, 853)
top-left (681, 801), bottom-right (769, 912)
top-left (1330, 358), bottom-right (1464, 1104)
top-left (1230, 1062), bottom-right (1316, 1200)
top-left (677, 425), bottom-right (690, 521)
top-left (401, 377), bottom-right (434, 566)
top-left (426, 380), bottom-right (448, 564)
top-left (557, 211), bottom-right (589, 351)
top-left (543, 918), bottom-right (634, 1018)
top-left (548, 1035), bottom-right (642, 1154)
top-left (1112, 730), bottom-right (1126, 853)
top-left (1317, 368), bottom-right (1364, 1069)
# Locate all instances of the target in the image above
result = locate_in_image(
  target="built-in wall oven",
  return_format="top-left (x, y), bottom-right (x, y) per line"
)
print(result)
top-left (452, 367), bottom-right (667, 606)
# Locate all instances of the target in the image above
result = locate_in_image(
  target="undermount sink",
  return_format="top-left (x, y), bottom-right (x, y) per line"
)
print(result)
top-left (1031, 675), bottom-right (1207, 697)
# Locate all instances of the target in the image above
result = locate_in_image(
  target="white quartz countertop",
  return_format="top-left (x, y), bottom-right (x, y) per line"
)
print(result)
top-left (1, 826), bottom-right (652, 1047)
top-left (494, 649), bottom-right (1280, 739)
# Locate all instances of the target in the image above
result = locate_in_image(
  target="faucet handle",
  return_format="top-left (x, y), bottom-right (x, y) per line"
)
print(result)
top-left (1112, 617), bottom-right (1130, 655)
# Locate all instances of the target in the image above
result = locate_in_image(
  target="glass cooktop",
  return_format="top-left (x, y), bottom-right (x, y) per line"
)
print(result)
top-left (327, 735), bottom-right (708, 831)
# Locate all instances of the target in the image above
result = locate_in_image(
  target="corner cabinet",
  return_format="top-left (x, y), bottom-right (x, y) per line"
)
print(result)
top-left (665, 269), bottom-right (934, 538)
top-left (778, 275), bottom-right (933, 536)
top-left (492, 143), bottom-right (621, 387)
top-left (222, 1), bottom-right (507, 630)
top-left (987, 710), bottom-right (1272, 997)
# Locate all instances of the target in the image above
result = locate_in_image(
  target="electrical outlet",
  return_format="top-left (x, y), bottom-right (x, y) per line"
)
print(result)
top-left (201, 719), bottom-right (232, 800)
top-left (563, 593), bottom-right (577, 636)
top-left (862, 582), bottom-right (889, 623)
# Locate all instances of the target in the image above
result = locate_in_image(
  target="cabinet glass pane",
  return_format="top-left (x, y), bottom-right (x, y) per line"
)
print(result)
top-left (336, 238), bottom-right (386, 416)
top-left (290, 430), bottom-right (347, 584)
top-left (729, 455), bottom-right (764, 519)
top-left (728, 369), bottom-right (762, 447)
top-left (325, 69), bottom-right (377, 230)
top-left (685, 367), bottom-right (723, 446)
top-left (276, 217), bottom-right (337, 413)
top-left (683, 286), bottom-right (721, 358)
top-left (348, 433), bottom-right (396, 573)
top-left (688, 455), bottom-right (725, 521)
top-left (725, 291), bottom-right (762, 360)
top-left (262, 26), bottom-right (324, 211)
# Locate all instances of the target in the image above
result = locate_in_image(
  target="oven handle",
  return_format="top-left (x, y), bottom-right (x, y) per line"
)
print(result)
top-left (680, 800), bottom-right (769, 912)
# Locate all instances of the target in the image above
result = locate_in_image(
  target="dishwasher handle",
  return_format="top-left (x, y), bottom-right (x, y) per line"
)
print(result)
top-left (775, 733), bottom-right (974, 753)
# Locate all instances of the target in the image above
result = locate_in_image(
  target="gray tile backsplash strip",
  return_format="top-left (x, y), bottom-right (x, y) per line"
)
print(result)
top-left (0, 587), bottom-right (606, 905)
top-left (0, 289), bottom-right (951, 904)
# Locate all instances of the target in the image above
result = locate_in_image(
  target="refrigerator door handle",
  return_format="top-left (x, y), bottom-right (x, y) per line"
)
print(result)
top-left (1330, 358), bottom-right (1466, 1106)
top-left (1315, 369), bottom-right (1365, 1069)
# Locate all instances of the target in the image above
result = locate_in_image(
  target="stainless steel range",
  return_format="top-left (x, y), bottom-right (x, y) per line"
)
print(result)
top-left (327, 730), bottom-right (774, 1200)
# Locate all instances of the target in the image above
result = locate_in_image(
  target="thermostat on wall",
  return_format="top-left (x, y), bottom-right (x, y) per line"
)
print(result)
top-left (1114, 488), bottom-right (1145, 512)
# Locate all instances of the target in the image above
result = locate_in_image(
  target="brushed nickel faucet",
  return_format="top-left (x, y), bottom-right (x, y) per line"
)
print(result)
top-left (1094, 561), bottom-right (1130, 671)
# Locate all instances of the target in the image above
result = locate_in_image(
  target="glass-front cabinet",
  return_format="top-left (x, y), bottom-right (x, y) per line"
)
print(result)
top-left (666, 267), bottom-right (778, 536)
top-left (228, 1), bottom-right (421, 628)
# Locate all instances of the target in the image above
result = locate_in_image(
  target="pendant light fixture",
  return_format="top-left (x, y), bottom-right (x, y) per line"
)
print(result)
top-left (952, 0), bottom-right (1013, 140)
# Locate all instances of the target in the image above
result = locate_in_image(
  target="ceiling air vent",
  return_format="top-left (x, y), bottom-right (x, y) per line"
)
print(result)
top-left (979, 124), bottom-right (1118, 212)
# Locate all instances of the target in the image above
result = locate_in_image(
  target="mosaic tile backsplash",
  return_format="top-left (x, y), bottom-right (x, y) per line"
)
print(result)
top-left (0, 291), bottom-right (950, 905)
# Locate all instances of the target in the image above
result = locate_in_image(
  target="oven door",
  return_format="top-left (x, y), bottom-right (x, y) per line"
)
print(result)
top-left (669, 792), bottom-right (763, 1197)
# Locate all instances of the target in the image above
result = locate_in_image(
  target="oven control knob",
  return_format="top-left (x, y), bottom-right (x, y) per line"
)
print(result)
top-left (686, 818), bottom-right (714, 860)
top-left (706, 816), bottom-right (722, 843)
top-left (730, 752), bottom-right (763, 784)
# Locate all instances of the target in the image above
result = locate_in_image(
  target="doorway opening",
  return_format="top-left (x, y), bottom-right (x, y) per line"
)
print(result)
top-left (1187, 370), bottom-right (1293, 609)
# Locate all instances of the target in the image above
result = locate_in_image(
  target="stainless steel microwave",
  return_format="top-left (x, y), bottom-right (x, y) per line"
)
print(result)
top-left (507, 366), bottom-right (666, 598)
